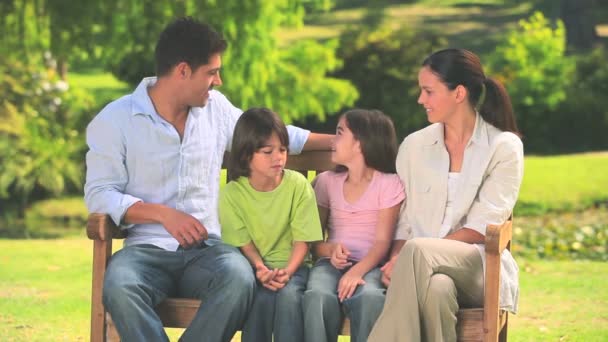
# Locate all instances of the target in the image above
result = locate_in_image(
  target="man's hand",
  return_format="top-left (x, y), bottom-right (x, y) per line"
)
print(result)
top-left (380, 255), bottom-right (398, 287)
top-left (338, 268), bottom-right (365, 302)
top-left (160, 207), bottom-right (208, 248)
top-left (330, 243), bottom-right (352, 270)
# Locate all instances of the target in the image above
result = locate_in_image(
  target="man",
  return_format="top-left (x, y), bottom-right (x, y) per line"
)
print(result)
top-left (84, 17), bottom-right (331, 342)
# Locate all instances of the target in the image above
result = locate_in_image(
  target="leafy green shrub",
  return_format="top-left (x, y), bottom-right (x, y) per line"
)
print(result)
top-left (487, 12), bottom-right (576, 153)
top-left (333, 23), bottom-right (446, 140)
top-left (0, 54), bottom-right (94, 216)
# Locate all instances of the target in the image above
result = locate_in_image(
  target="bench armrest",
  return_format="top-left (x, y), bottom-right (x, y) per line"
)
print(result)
top-left (86, 213), bottom-right (126, 241)
top-left (482, 220), bottom-right (512, 341)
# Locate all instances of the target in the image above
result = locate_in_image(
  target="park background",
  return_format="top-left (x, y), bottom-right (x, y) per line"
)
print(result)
top-left (0, 0), bottom-right (607, 340)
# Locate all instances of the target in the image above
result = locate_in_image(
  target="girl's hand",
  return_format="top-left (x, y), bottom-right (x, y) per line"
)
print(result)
top-left (338, 269), bottom-right (365, 302)
top-left (380, 255), bottom-right (398, 287)
top-left (330, 243), bottom-right (352, 270)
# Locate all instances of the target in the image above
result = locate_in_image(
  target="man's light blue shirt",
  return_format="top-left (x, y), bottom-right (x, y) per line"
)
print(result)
top-left (84, 77), bottom-right (310, 251)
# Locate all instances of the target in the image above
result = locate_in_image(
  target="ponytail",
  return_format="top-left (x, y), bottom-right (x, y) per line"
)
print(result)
top-left (479, 78), bottom-right (521, 136)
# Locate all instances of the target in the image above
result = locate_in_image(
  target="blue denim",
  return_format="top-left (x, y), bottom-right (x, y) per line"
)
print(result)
top-left (102, 242), bottom-right (255, 342)
top-left (303, 258), bottom-right (386, 342)
top-left (241, 266), bottom-right (309, 342)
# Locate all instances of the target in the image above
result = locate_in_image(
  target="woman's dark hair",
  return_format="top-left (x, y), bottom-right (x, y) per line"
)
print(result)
top-left (335, 109), bottom-right (398, 174)
top-left (422, 48), bottom-right (520, 135)
top-left (155, 17), bottom-right (227, 76)
top-left (228, 108), bottom-right (289, 181)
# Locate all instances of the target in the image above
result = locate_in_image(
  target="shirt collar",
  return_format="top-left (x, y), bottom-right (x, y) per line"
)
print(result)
top-left (421, 112), bottom-right (489, 148)
top-left (130, 76), bottom-right (205, 121)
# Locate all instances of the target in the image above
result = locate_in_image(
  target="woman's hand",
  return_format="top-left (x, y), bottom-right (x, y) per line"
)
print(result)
top-left (330, 243), bottom-right (352, 269)
top-left (338, 268), bottom-right (365, 302)
top-left (380, 255), bottom-right (398, 287)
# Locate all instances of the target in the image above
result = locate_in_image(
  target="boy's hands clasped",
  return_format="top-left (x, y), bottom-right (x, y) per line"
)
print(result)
top-left (255, 264), bottom-right (291, 292)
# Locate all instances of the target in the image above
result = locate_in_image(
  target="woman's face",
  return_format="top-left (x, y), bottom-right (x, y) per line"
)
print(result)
top-left (417, 66), bottom-right (458, 124)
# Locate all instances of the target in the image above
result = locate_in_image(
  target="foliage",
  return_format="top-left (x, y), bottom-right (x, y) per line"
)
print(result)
top-left (105, 0), bottom-right (358, 123)
top-left (333, 20), bottom-right (447, 140)
top-left (487, 12), bottom-right (576, 152)
top-left (513, 209), bottom-right (608, 261)
top-left (554, 47), bottom-right (608, 153)
top-left (0, 55), bottom-right (94, 215)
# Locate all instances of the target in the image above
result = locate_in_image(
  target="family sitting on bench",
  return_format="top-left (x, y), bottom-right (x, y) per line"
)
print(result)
top-left (84, 17), bottom-right (523, 342)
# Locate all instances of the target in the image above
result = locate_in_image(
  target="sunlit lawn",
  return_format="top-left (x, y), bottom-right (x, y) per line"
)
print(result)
top-left (0, 238), bottom-right (606, 341)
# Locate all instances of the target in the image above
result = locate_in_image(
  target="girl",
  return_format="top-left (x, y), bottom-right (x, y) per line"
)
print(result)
top-left (219, 108), bottom-right (323, 342)
top-left (369, 48), bottom-right (523, 341)
top-left (303, 109), bottom-right (405, 342)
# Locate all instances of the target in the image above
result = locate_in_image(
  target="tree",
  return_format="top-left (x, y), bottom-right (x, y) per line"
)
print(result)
top-left (560, 0), bottom-right (600, 51)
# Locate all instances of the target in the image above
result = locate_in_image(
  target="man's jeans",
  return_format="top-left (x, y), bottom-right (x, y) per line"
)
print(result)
top-left (303, 259), bottom-right (386, 342)
top-left (241, 266), bottom-right (309, 342)
top-left (102, 242), bottom-right (255, 342)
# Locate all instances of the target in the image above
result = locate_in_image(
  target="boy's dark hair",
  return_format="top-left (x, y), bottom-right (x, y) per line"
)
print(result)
top-left (335, 109), bottom-right (398, 174)
top-left (228, 108), bottom-right (289, 181)
top-left (155, 17), bottom-right (227, 76)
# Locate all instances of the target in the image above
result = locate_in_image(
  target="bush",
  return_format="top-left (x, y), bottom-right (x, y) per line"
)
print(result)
top-left (513, 209), bottom-right (608, 261)
top-left (0, 53), bottom-right (94, 216)
top-left (487, 12), bottom-right (576, 153)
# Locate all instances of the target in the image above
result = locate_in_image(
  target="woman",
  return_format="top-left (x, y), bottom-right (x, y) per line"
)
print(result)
top-left (369, 48), bottom-right (524, 342)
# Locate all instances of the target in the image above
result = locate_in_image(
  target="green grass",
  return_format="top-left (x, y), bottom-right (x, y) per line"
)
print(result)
top-left (516, 152), bottom-right (608, 215)
top-left (1, 238), bottom-right (606, 341)
top-left (280, 0), bottom-right (535, 54)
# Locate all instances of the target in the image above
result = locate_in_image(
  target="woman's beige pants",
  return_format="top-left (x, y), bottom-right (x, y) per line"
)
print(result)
top-left (368, 238), bottom-right (484, 342)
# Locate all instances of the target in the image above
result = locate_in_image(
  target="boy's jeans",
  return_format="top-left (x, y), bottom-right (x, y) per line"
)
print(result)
top-left (303, 258), bottom-right (386, 342)
top-left (103, 242), bottom-right (255, 342)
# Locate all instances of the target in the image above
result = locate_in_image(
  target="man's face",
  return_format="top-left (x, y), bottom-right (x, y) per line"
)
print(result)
top-left (186, 53), bottom-right (223, 107)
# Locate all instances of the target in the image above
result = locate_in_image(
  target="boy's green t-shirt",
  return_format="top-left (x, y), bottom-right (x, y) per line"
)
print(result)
top-left (219, 169), bottom-right (323, 269)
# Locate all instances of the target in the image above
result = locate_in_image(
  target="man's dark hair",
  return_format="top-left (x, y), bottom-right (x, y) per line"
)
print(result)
top-left (155, 17), bottom-right (227, 76)
top-left (228, 108), bottom-right (289, 181)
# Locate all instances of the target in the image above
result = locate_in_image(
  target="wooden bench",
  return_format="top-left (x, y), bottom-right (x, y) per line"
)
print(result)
top-left (87, 150), bottom-right (510, 341)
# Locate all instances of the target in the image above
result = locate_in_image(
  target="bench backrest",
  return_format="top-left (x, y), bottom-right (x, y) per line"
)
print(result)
top-left (224, 150), bottom-right (335, 180)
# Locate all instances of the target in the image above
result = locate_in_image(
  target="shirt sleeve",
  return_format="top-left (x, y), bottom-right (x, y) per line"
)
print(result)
top-left (218, 186), bottom-right (252, 247)
top-left (463, 133), bottom-right (524, 235)
top-left (312, 172), bottom-right (330, 208)
top-left (214, 90), bottom-right (310, 154)
top-left (394, 138), bottom-right (413, 240)
top-left (291, 174), bottom-right (324, 242)
top-left (379, 174), bottom-right (406, 209)
top-left (84, 113), bottom-right (142, 228)
top-left (286, 125), bottom-right (310, 155)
